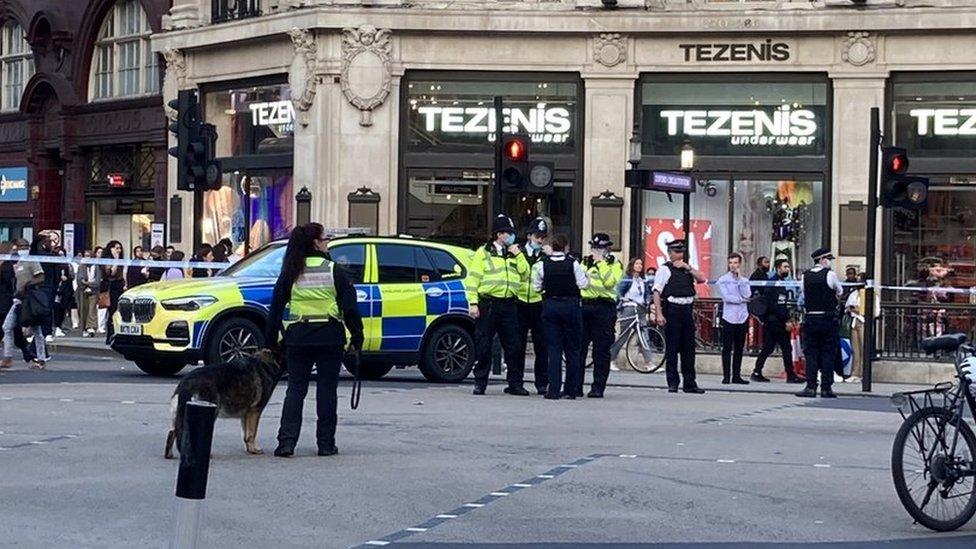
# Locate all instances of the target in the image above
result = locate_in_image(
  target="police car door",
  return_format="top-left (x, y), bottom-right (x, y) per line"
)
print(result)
top-left (372, 243), bottom-right (434, 353)
top-left (326, 242), bottom-right (373, 350)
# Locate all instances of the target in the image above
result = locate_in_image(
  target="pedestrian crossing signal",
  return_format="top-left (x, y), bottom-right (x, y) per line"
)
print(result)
top-left (880, 147), bottom-right (927, 210)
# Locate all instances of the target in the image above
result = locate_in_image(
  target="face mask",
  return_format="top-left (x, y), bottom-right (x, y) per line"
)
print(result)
top-left (526, 241), bottom-right (540, 252)
top-left (503, 233), bottom-right (515, 246)
top-left (590, 247), bottom-right (604, 258)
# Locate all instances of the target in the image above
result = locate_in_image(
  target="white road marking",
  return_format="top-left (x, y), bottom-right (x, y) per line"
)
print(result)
top-left (29, 441), bottom-right (47, 445)
top-left (405, 527), bottom-right (428, 533)
top-left (490, 492), bottom-right (510, 497)
top-left (537, 474), bottom-right (554, 479)
top-left (364, 541), bottom-right (390, 546)
top-left (561, 464), bottom-right (579, 468)
top-left (0, 397), bottom-right (12, 400)
top-left (436, 514), bottom-right (458, 519)
top-left (65, 434), bottom-right (78, 439)
top-left (463, 503), bottom-right (484, 508)
top-left (120, 401), bottom-right (136, 404)
top-left (813, 464), bottom-right (831, 468)
top-left (717, 459), bottom-right (736, 463)
top-left (512, 483), bottom-right (532, 488)
top-left (59, 398), bottom-right (73, 402)
top-left (619, 454), bottom-right (637, 458)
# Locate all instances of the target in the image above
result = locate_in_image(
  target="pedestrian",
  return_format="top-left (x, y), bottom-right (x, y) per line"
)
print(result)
top-left (219, 238), bottom-right (241, 263)
top-left (147, 246), bottom-right (166, 282)
top-left (844, 272), bottom-right (866, 383)
top-left (263, 223), bottom-right (364, 457)
top-left (610, 258), bottom-right (648, 365)
top-left (12, 240), bottom-right (50, 369)
top-left (100, 241), bottom-right (125, 344)
top-left (578, 233), bottom-right (623, 398)
top-left (51, 247), bottom-right (73, 337)
top-left (69, 251), bottom-right (82, 331)
top-left (750, 256), bottom-right (771, 282)
top-left (0, 240), bottom-right (35, 369)
top-left (795, 248), bottom-right (843, 399)
top-left (513, 217), bottom-right (549, 395)
top-left (532, 233), bottom-right (588, 400)
top-left (717, 252), bottom-right (751, 385)
top-left (125, 245), bottom-right (149, 289)
top-left (165, 245), bottom-right (175, 261)
top-left (465, 214), bottom-right (525, 396)
top-left (76, 250), bottom-right (101, 338)
top-left (163, 251), bottom-right (186, 280)
top-left (652, 239), bottom-right (706, 394)
top-left (212, 241), bottom-right (229, 263)
top-left (191, 244), bottom-right (214, 278)
top-left (31, 235), bottom-right (57, 342)
top-left (751, 259), bottom-right (802, 383)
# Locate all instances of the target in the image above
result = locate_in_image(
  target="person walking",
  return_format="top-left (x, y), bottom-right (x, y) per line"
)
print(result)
top-left (264, 223), bottom-right (364, 457)
top-left (465, 214), bottom-right (525, 396)
top-left (31, 235), bottom-right (57, 342)
top-left (513, 217), bottom-right (550, 395)
top-left (717, 253), bottom-right (751, 385)
top-left (532, 233), bottom-right (588, 400)
top-left (76, 250), bottom-right (101, 338)
top-left (610, 258), bottom-right (648, 365)
top-left (578, 233), bottom-right (623, 398)
top-left (0, 240), bottom-right (35, 369)
top-left (100, 241), bottom-right (125, 344)
top-left (751, 259), bottom-right (802, 383)
top-left (796, 248), bottom-right (843, 399)
top-left (11, 241), bottom-right (50, 368)
top-left (51, 247), bottom-right (73, 337)
top-left (652, 240), bottom-right (706, 394)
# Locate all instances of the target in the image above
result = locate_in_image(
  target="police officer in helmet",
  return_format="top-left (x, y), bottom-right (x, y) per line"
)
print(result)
top-left (578, 233), bottom-right (624, 398)
top-left (652, 239), bottom-right (706, 394)
top-left (513, 217), bottom-right (550, 395)
top-left (264, 223), bottom-right (364, 457)
top-left (466, 214), bottom-right (528, 396)
top-left (796, 247), bottom-right (843, 399)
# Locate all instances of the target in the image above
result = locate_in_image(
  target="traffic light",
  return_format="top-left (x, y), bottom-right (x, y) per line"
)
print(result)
top-left (880, 147), bottom-right (928, 210)
top-left (167, 89), bottom-right (222, 192)
top-left (500, 135), bottom-right (528, 192)
top-left (167, 90), bottom-right (195, 191)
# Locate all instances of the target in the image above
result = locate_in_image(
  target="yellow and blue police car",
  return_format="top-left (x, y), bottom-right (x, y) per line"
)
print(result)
top-left (111, 236), bottom-right (476, 382)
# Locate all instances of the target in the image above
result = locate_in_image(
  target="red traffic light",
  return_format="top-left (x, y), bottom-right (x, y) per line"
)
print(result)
top-left (890, 153), bottom-right (907, 174)
top-left (503, 137), bottom-right (528, 162)
top-left (882, 147), bottom-right (909, 175)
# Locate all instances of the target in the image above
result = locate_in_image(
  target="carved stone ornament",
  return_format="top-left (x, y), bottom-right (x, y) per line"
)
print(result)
top-left (340, 26), bottom-right (393, 127)
top-left (842, 32), bottom-right (876, 67)
top-left (288, 28), bottom-right (318, 127)
top-left (162, 48), bottom-right (187, 122)
top-left (593, 33), bottom-right (627, 68)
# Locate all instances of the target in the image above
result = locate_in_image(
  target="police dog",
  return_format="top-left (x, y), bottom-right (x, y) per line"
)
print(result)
top-left (165, 349), bottom-right (285, 459)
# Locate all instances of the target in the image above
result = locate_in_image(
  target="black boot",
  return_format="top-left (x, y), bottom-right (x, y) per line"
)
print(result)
top-left (731, 377), bottom-right (750, 385)
top-left (795, 386), bottom-right (817, 398)
top-left (820, 387), bottom-right (838, 399)
top-left (751, 371), bottom-right (771, 383)
top-left (473, 383), bottom-right (487, 395)
top-left (504, 385), bottom-right (530, 396)
top-left (317, 445), bottom-right (339, 456)
top-left (274, 445), bottom-right (295, 457)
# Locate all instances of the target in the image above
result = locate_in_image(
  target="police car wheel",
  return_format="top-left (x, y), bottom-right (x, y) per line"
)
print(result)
top-left (208, 318), bottom-right (264, 364)
top-left (342, 361), bottom-right (394, 381)
top-left (134, 359), bottom-right (185, 377)
top-left (419, 324), bottom-right (474, 383)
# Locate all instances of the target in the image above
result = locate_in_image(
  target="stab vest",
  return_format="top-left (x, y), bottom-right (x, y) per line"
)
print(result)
top-left (542, 258), bottom-right (580, 298)
top-left (803, 268), bottom-right (837, 313)
top-left (661, 262), bottom-right (696, 299)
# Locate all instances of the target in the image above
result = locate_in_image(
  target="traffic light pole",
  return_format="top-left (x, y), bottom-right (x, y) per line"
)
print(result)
top-left (862, 106), bottom-right (880, 393)
top-left (493, 96), bottom-right (503, 219)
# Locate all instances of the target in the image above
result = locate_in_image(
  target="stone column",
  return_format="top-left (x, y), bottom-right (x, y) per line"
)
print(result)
top-left (581, 73), bottom-right (637, 255)
top-left (830, 73), bottom-right (887, 273)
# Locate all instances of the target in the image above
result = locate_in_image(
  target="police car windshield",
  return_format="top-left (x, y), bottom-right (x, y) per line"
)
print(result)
top-left (221, 244), bottom-right (286, 278)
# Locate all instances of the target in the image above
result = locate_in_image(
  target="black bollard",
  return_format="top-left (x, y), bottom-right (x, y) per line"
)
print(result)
top-left (171, 400), bottom-right (217, 549)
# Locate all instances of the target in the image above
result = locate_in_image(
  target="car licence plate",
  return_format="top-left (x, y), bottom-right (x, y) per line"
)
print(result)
top-left (119, 323), bottom-right (143, 336)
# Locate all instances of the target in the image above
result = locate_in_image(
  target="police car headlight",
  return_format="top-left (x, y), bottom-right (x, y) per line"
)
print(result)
top-left (161, 296), bottom-right (217, 311)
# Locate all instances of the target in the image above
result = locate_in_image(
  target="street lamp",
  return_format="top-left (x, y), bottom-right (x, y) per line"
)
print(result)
top-left (628, 124), bottom-right (642, 169)
top-left (295, 186), bottom-right (312, 227)
top-left (680, 140), bottom-right (695, 171)
top-left (679, 140), bottom-right (695, 250)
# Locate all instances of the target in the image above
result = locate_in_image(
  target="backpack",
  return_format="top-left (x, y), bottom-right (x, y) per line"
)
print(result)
top-left (19, 285), bottom-right (51, 328)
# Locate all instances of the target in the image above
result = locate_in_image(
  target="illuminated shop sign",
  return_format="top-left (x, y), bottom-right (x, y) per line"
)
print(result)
top-left (0, 167), bottom-right (27, 202)
top-left (415, 105), bottom-right (572, 144)
top-left (249, 100), bottom-right (296, 131)
top-left (909, 108), bottom-right (976, 136)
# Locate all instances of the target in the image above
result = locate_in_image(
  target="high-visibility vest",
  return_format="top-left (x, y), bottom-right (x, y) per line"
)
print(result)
top-left (581, 256), bottom-right (623, 301)
top-left (515, 250), bottom-right (544, 304)
top-left (464, 244), bottom-right (523, 304)
top-left (285, 256), bottom-right (340, 323)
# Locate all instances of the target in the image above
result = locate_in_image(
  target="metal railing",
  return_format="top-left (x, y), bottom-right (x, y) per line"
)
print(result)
top-left (212, 0), bottom-right (261, 24)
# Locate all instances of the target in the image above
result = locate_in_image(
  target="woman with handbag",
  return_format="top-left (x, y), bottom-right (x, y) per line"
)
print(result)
top-left (100, 241), bottom-right (125, 344)
top-left (6, 239), bottom-right (49, 369)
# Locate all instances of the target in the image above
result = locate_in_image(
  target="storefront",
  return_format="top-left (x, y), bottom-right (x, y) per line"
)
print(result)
top-left (399, 72), bottom-right (583, 249)
top-left (201, 78), bottom-right (295, 253)
top-left (886, 72), bottom-right (976, 292)
top-left (0, 166), bottom-right (31, 240)
top-left (85, 144), bottom-right (158, 252)
top-left (633, 74), bottom-right (831, 285)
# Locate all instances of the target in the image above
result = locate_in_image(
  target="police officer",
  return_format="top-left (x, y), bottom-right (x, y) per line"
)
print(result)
top-left (652, 240), bottom-right (706, 394)
top-left (513, 217), bottom-right (550, 395)
top-left (532, 233), bottom-right (589, 399)
top-left (466, 214), bottom-right (527, 396)
top-left (578, 233), bottom-right (623, 398)
top-left (796, 247), bottom-right (843, 399)
top-left (264, 223), bottom-right (364, 457)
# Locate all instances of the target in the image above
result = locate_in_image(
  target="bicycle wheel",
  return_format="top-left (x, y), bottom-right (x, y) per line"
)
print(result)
top-left (626, 326), bottom-right (666, 374)
top-left (892, 406), bottom-right (976, 531)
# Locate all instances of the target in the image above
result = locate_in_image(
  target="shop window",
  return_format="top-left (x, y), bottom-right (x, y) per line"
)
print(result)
top-left (330, 244), bottom-right (366, 284)
top-left (89, 145), bottom-right (156, 191)
top-left (376, 244), bottom-right (434, 284)
top-left (89, 0), bottom-right (159, 101)
top-left (204, 83), bottom-right (294, 158)
top-left (0, 21), bottom-right (33, 111)
top-left (892, 79), bottom-right (976, 158)
top-left (200, 172), bottom-right (293, 253)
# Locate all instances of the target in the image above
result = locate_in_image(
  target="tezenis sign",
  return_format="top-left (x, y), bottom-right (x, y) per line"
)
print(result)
top-left (679, 40), bottom-right (790, 63)
top-left (415, 104), bottom-right (572, 144)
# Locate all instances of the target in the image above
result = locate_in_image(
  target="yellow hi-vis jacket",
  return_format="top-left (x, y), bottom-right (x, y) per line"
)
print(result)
top-left (285, 256), bottom-right (340, 324)
top-left (464, 243), bottom-right (525, 305)
top-left (515, 249), bottom-right (545, 304)
top-left (581, 255), bottom-right (623, 301)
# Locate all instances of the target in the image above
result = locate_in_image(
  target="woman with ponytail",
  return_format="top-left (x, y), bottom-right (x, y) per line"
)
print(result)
top-left (263, 223), bottom-right (364, 457)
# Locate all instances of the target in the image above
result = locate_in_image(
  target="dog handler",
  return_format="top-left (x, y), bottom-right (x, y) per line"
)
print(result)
top-left (264, 223), bottom-right (364, 457)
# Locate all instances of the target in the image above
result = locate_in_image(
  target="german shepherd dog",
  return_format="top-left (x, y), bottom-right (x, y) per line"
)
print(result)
top-left (165, 349), bottom-right (286, 459)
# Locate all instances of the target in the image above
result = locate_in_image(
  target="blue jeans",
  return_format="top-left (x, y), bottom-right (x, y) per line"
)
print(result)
top-left (543, 299), bottom-right (582, 398)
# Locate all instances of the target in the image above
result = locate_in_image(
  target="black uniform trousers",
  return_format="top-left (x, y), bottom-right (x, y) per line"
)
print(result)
top-left (542, 298), bottom-right (582, 398)
top-left (279, 344), bottom-right (343, 449)
top-left (802, 314), bottom-right (838, 390)
top-left (472, 297), bottom-right (522, 388)
top-left (515, 301), bottom-right (548, 392)
top-left (720, 319), bottom-right (747, 381)
top-left (579, 299), bottom-right (616, 395)
top-left (754, 320), bottom-right (795, 377)
top-left (664, 303), bottom-right (698, 390)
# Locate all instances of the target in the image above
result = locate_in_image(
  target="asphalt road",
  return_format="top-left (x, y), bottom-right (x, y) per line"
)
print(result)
top-left (1, 357), bottom-right (975, 549)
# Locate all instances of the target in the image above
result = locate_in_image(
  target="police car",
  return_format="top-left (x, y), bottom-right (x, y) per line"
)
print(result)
top-left (111, 236), bottom-right (476, 383)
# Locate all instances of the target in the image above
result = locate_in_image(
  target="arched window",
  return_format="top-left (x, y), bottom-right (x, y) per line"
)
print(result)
top-left (89, 0), bottom-right (159, 100)
top-left (0, 21), bottom-right (33, 111)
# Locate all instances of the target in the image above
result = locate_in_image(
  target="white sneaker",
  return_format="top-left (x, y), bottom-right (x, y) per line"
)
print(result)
top-left (834, 373), bottom-right (845, 383)
top-left (55, 328), bottom-right (66, 337)
top-left (610, 361), bottom-right (621, 372)
top-left (44, 335), bottom-right (54, 343)
top-left (847, 375), bottom-right (861, 383)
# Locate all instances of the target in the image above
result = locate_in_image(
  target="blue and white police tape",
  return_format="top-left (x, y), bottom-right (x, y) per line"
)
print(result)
top-left (0, 253), bottom-right (231, 273)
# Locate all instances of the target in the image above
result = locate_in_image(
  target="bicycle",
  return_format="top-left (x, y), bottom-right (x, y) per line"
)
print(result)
top-left (609, 303), bottom-right (667, 374)
top-left (891, 333), bottom-right (976, 531)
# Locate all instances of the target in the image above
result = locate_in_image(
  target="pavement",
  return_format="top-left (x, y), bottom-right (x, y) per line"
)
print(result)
top-left (3, 356), bottom-right (975, 548)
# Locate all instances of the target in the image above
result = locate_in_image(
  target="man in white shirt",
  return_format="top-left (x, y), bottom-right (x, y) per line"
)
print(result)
top-left (717, 252), bottom-right (751, 384)
top-left (796, 247), bottom-right (844, 399)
